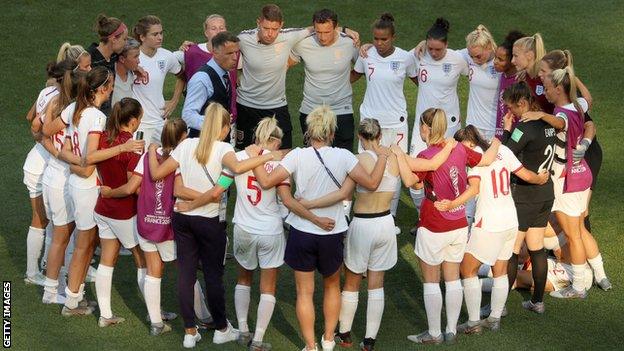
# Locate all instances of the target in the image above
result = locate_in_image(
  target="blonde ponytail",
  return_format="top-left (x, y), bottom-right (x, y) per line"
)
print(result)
top-left (195, 103), bottom-right (230, 164)
top-left (465, 24), bottom-right (496, 51)
top-left (515, 33), bottom-right (546, 79)
top-left (254, 116), bottom-right (283, 147)
top-left (550, 67), bottom-right (583, 117)
top-left (56, 42), bottom-right (88, 63)
top-left (305, 105), bottom-right (337, 144)
top-left (420, 108), bottom-right (447, 145)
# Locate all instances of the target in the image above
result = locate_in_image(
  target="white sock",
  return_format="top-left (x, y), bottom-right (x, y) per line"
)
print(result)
top-left (339, 290), bottom-right (359, 333)
top-left (445, 280), bottom-right (463, 334)
top-left (26, 226), bottom-right (45, 277)
top-left (490, 275), bottom-right (509, 319)
top-left (365, 288), bottom-right (384, 339)
top-left (253, 294), bottom-right (276, 343)
top-left (571, 264), bottom-right (586, 292)
top-left (144, 275), bottom-right (162, 324)
top-left (462, 277), bottom-right (481, 322)
top-left (423, 283), bottom-right (442, 337)
top-left (42, 223), bottom-right (53, 266)
top-left (137, 268), bottom-right (147, 296)
top-left (587, 254), bottom-right (607, 282)
top-left (234, 284), bottom-right (251, 333)
top-left (95, 265), bottom-right (114, 318)
top-left (193, 280), bottom-right (212, 320)
top-left (64, 286), bottom-right (81, 309)
top-left (43, 277), bottom-right (58, 294)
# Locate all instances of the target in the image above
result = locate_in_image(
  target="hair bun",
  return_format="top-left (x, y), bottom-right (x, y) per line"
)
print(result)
top-left (380, 12), bottom-right (394, 23)
top-left (434, 17), bottom-right (450, 31)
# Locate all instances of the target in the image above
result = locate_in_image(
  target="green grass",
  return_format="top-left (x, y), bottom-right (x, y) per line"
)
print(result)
top-left (2, 1), bottom-right (623, 350)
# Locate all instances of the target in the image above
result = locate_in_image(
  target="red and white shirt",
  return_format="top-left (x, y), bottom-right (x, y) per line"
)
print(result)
top-left (468, 145), bottom-right (523, 232)
top-left (228, 150), bottom-right (289, 236)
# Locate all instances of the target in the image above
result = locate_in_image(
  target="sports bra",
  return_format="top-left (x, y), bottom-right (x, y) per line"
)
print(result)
top-left (356, 150), bottom-right (399, 193)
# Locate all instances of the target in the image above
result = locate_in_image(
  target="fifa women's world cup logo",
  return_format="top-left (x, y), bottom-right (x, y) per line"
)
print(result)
top-left (154, 179), bottom-right (165, 216)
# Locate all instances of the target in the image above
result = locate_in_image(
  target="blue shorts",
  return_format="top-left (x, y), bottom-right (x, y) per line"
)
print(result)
top-left (284, 227), bottom-right (344, 276)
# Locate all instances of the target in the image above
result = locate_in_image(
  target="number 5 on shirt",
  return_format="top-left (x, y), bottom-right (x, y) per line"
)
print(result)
top-left (247, 176), bottom-right (262, 206)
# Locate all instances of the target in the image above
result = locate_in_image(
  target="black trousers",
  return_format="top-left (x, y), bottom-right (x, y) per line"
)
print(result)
top-left (172, 212), bottom-right (228, 329)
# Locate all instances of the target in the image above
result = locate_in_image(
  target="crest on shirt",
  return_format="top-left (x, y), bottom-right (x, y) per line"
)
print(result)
top-left (390, 61), bottom-right (400, 72)
top-left (535, 85), bottom-right (544, 96)
top-left (443, 63), bottom-right (452, 75)
top-left (489, 65), bottom-right (498, 76)
top-left (158, 60), bottom-right (166, 72)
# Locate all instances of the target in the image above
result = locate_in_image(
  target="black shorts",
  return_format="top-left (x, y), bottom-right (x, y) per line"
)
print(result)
top-left (585, 139), bottom-right (602, 190)
top-left (236, 103), bottom-right (292, 149)
top-left (299, 112), bottom-right (354, 152)
top-left (284, 227), bottom-right (344, 276)
top-left (515, 199), bottom-right (554, 232)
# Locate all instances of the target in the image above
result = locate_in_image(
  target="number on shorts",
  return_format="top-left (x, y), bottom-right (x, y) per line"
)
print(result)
top-left (490, 167), bottom-right (510, 198)
top-left (71, 131), bottom-right (81, 157)
top-left (538, 145), bottom-right (555, 173)
top-left (419, 68), bottom-right (428, 83)
top-left (246, 176), bottom-right (262, 206)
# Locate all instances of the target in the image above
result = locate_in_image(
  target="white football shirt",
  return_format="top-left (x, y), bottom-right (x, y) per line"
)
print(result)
top-left (468, 145), bottom-right (523, 232)
top-left (23, 86), bottom-right (59, 175)
top-left (354, 46), bottom-right (417, 128)
top-left (170, 138), bottom-right (234, 218)
top-left (133, 48), bottom-right (182, 126)
top-left (280, 146), bottom-right (358, 235)
top-left (459, 49), bottom-right (500, 133)
top-left (68, 107), bottom-right (106, 189)
top-left (42, 102), bottom-right (73, 189)
top-left (411, 49), bottom-right (468, 154)
top-left (229, 150), bottom-right (289, 236)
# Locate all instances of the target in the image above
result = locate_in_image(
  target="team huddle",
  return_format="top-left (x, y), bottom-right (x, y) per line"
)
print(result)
top-left (21, 4), bottom-right (612, 351)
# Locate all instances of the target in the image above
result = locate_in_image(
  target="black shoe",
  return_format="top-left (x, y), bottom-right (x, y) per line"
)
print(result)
top-left (335, 331), bottom-right (352, 348)
top-left (360, 338), bottom-right (375, 351)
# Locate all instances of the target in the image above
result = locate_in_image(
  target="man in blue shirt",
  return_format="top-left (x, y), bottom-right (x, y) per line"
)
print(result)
top-left (182, 31), bottom-right (240, 137)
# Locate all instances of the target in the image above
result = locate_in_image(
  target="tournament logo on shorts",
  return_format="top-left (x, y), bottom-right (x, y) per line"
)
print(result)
top-left (390, 61), bottom-right (400, 72)
top-left (535, 85), bottom-right (544, 96)
top-left (158, 60), bottom-right (166, 72)
top-left (443, 63), bottom-right (452, 76)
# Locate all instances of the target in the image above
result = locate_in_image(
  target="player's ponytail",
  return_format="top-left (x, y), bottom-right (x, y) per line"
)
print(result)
top-left (358, 118), bottom-right (381, 141)
top-left (49, 60), bottom-right (79, 121)
top-left (421, 108), bottom-right (447, 145)
top-left (161, 118), bottom-right (188, 159)
top-left (549, 67), bottom-right (583, 118)
top-left (427, 17), bottom-right (450, 43)
top-left (454, 125), bottom-right (489, 151)
top-left (106, 98), bottom-right (142, 144)
top-left (542, 49), bottom-right (574, 72)
top-left (195, 103), bottom-right (230, 164)
top-left (305, 105), bottom-right (337, 144)
top-left (72, 66), bottom-right (111, 126)
top-left (515, 33), bottom-right (546, 79)
top-left (465, 24), bottom-right (496, 52)
top-left (254, 116), bottom-right (283, 148)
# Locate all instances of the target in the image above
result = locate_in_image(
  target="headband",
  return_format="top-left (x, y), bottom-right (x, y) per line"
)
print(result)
top-left (107, 23), bottom-right (127, 39)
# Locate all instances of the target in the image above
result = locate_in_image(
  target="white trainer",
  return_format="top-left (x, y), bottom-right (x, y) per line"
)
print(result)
top-left (183, 331), bottom-right (202, 348)
top-left (42, 290), bottom-right (66, 304)
top-left (321, 335), bottom-right (336, 351)
top-left (213, 322), bottom-right (239, 344)
top-left (24, 272), bottom-right (46, 286)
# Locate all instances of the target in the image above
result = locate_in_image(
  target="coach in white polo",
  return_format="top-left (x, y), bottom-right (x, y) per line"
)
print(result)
top-left (290, 9), bottom-right (358, 151)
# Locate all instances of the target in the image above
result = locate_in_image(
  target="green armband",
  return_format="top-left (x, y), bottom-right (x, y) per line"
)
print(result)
top-left (217, 174), bottom-right (234, 188)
